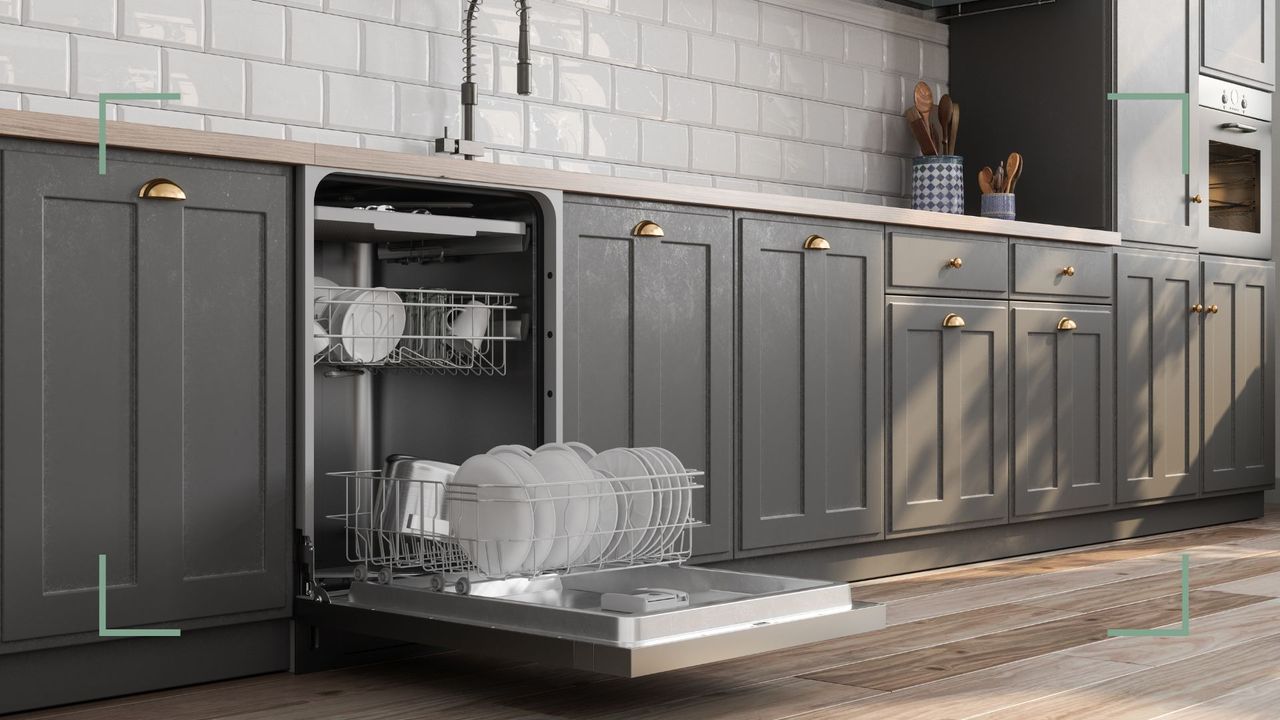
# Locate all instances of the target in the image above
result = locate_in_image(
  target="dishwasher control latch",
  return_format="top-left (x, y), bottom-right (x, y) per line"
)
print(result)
top-left (600, 588), bottom-right (691, 614)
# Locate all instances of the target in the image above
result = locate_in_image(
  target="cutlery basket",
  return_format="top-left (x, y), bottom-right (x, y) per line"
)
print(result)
top-left (911, 155), bottom-right (965, 214)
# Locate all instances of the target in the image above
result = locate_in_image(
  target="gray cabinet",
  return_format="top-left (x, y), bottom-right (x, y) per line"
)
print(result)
top-left (1202, 257), bottom-right (1274, 492)
top-left (739, 216), bottom-right (884, 550)
top-left (562, 197), bottom-right (734, 558)
top-left (1011, 303), bottom-right (1115, 516)
top-left (1115, 251), bottom-right (1203, 503)
top-left (1201, 0), bottom-right (1274, 88)
top-left (887, 297), bottom-right (1008, 533)
top-left (1, 145), bottom-right (291, 645)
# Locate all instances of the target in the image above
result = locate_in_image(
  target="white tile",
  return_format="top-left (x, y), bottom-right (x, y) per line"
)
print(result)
top-left (803, 14), bottom-right (845, 60)
top-left (823, 61), bottom-right (863, 105)
top-left (714, 176), bottom-right (758, 192)
top-left (207, 115), bottom-right (286, 139)
top-left (556, 157), bottom-right (612, 174)
top-left (326, 73), bottom-right (395, 133)
top-left (527, 103), bottom-right (584, 154)
top-left (845, 24), bottom-right (883, 68)
top-left (287, 124), bottom-right (361, 146)
top-left (497, 46), bottom-right (553, 101)
top-left (667, 0), bottom-right (712, 32)
top-left (614, 67), bottom-right (663, 118)
top-left (326, 0), bottom-right (395, 21)
top-left (74, 36), bottom-right (160, 99)
top-left (666, 170), bottom-right (714, 187)
top-left (714, 85), bottom-right (758, 131)
top-left (475, 94), bottom-right (525, 149)
top-left (883, 33), bottom-right (921, 76)
top-left (613, 164), bottom-right (664, 181)
top-left (738, 135), bottom-right (782, 179)
top-left (761, 5), bottom-right (802, 50)
top-left (804, 186), bottom-right (844, 200)
top-left (530, 3), bottom-right (584, 54)
top-left (469, 43), bottom-right (496, 93)
top-left (923, 41), bottom-right (948, 80)
top-left (363, 23), bottom-right (429, 83)
top-left (782, 54), bottom-right (824, 98)
top-left (666, 76), bottom-right (712, 124)
top-left (640, 119), bottom-right (688, 168)
top-left (738, 45), bottom-right (780, 90)
top-left (884, 112), bottom-right (915, 156)
top-left (122, 0), bottom-right (202, 47)
top-left (430, 33), bottom-right (464, 85)
top-left (116, 105), bottom-right (204, 130)
top-left (691, 34), bottom-right (735, 83)
top-left (761, 93), bottom-right (802, 138)
top-left (825, 146), bottom-right (865, 189)
top-left (845, 107), bottom-right (882, 150)
top-left (265, 0), bottom-right (324, 7)
top-left (0, 25), bottom-right (68, 95)
top-left (26, 94), bottom-right (105, 119)
top-left (640, 24), bottom-right (689, 74)
top-left (715, 0), bottom-right (757, 41)
top-left (586, 111), bottom-right (638, 162)
top-left (398, 83), bottom-right (459, 139)
top-left (865, 151), bottom-right (903, 194)
top-left (788, 142), bottom-right (832, 196)
top-left (557, 58), bottom-right (611, 109)
top-left (289, 9), bottom-right (359, 72)
top-left (587, 12), bottom-right (638, 65)
top-left (846, 191), bottom-right (884, 205)
top-left (0, 0), bottom-right (18, 23)
top-left (558, 0), bottom-right (609, 9)
top-left (27, 0), bottom-right (114, 35)
top-left (863, 69), bottom-right (903, 112)
top-left (165, 49), bottom-right (244, 115)
top-left (495, 151), bottom-right (555, 169)
top-left (0, 90), bottom-right (19, 109)
top-left (210, 0), bottom-right (285, 62)
top-left (759, 180), bottom-right (805, 196)
top-left (399, 0), bottom-right (460, 32)
top-left (475, 0), bottom-right (519, 41)
top-left (249, 61), bottom-right (322, 124)
top-left (883, 194), bottom-right (912, 208)
top-left (803, 100), bottom-right (844, 145)
top-left (615, 0), bottom-right (662, 22)
top-left (691, 126), bottom-right (735, 174)
top-left (361, 134), bottom-right (433, 154)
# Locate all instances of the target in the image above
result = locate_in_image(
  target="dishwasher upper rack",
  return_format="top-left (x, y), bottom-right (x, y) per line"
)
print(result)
top-left (313, 285), bottom-right (520, 376)
top-left (326, 468), bottom-right (705, 590)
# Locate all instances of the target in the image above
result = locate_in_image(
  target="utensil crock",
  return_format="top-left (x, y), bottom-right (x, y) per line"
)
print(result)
top-left (911, 155), bottom-right (964, 214)
top-left (980, 192), bottom-right (1016, 220)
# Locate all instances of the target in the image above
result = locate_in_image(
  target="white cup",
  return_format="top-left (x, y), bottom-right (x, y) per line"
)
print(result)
top-left (446, 300), bottom-right (491, 355)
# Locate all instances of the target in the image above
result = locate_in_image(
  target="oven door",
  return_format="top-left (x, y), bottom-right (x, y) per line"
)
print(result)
top-left (1199, 106), bottom-right (1272, 259)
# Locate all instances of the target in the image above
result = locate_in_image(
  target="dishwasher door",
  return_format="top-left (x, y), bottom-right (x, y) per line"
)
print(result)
top-left (295, 565), bottom-right (883, 677)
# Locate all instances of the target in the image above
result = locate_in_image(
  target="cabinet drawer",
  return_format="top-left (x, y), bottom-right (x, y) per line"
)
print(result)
top-left (1012, 243), bottom-right (1111, 299)
top-left (889, 231), bottom-right (1008, 294)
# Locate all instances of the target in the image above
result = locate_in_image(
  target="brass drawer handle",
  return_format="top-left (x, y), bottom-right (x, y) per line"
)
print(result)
top-left (1057, 317), bottom-right (1078, 331)
top-left (1060, 266), bottom-right (1076, 277)
top-left (631, 220), bottom-right (664, 237)
top-left (138, 178), bottom-right (186, 200)
top-left (1191, 194), bottom-right (1204, 204)
top-left (942, 313), bottom-right (966, 328)
top-left (803, 234), bottom-right (830, 250)
top-left (1208, 304), bottom-right (1219, 314)
top-left (1191, 304), bottom-right (1204, 313)
top-left (946, 257), bottom-right (964, 269)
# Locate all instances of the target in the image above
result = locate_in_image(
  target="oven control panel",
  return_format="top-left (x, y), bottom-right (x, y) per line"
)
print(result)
top-left (1199, 75), bottom-right (1271, 122)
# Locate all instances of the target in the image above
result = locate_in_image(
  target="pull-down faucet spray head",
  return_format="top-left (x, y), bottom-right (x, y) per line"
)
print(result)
top-left (516, 0), bottom-right (532, 96)
top-left (440, 0), bottom-right (534, 159)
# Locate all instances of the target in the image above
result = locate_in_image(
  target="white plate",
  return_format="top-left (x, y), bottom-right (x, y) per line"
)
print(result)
top-left (489, 451), bottom-right (555, 573)
top-left (630, 448), bottom-right (672, 557)
top-left (333, 288), bottom-right (406, 363)
top-left (564, 441), bottom-right (597, 463)
top-left (578, 468), bottom-right (621, 565)
top-left (489, 444), bottom-right (534, 458)
top-left (529, 448), bottom-right (595, 568)
top-left (588, 449), bottom-right (653, 561)
top-left (313, 277), bottom-right (337, 319)
top-left (447, 454), bottom-right (533, 577)
top-left (639, 448), bottom-right (684, 555)
top-left (312, 320), bottom-right (330, 357)
top-left (651, 447), bottom-right (693, 538)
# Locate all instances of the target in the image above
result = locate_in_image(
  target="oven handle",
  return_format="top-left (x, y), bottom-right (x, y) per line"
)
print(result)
top-left (1220, 122), bottom-right (1259, 133)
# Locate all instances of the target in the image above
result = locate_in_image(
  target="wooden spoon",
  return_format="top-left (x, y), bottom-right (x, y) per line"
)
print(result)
top-left (938, 94), bottom-right (953, 154)
top-left (978, 166), bottom-right (994, 195)
top-left (913, 81), bottom-right (935, 154)
top-left (947, 102), bottom-right (959, 155)
top-left (904, 107), bottom-right (938, 156)
top-left (1005, 152), bottom-right (1022, 193)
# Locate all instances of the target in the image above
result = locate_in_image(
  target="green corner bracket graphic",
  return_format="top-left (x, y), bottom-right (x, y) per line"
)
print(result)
top-left (1106, 92), bottom-right (1191, 175)
top-left (98, 554), bottom-right (181, 638)
top-left (1107, 553), bottom-right (1191, 638)
top-left (98, 92), bottom-right (182, 175)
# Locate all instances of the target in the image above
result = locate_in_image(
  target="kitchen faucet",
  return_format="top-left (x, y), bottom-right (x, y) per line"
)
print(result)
top-left (436, 0), bottom-right (533, 159)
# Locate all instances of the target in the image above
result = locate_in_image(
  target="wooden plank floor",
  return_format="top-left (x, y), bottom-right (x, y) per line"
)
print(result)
top-left (15, 506), bottom-right (1280, 720)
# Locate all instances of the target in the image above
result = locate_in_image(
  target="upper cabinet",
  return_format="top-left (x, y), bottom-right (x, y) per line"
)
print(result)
top-left (1202, 0), bottom-right (1275, 89)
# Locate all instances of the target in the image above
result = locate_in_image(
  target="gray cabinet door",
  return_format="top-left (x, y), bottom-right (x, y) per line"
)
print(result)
top-left (562, 198), bottom-right (734, 558)
top-left (1116, 251), bottom-right (1203, 503)
top-left (1, 148), bottom-right (290, 644)
top-left (887, 298), bottom-right (1009, 533)
top-left (740, 217), bottom-right (884, 550)
top-left (1202, 258), bottom-right (1274, 492)
top-left (1011, 303), bottom-right (1115, 516)
top-left (1202, 0), bottom-right (1274, 88)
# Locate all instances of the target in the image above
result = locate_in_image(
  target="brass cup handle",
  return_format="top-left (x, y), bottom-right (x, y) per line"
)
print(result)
top-left (1191, 304), bottom-right (1204, 313)
top-left (1190, 194), bottom-right (1204, 204)
top-left (631, 220), bottom-right (665, 237)
top-left (1208, 304), bottom-right (1219, 314)
top-left (803, 234), bottom-right (831, 250)
top-left (1060, 266), bottom-right (1076, 277)
top-left (1057, 317), bottom-right (1078, 331)
top-left (946, 257), bottom-right (964, 269)
top-left (138, 178), bottom-right (186, 200)
top-left (942, 313), bottom-right (966, 328)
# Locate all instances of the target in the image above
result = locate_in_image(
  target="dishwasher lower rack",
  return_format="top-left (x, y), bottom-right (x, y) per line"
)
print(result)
top-left (326, 468), bottom-right (705, 591)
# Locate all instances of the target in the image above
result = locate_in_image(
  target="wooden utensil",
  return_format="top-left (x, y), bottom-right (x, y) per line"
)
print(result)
top-left (913, 81), bottom-right (935, 154)
top-left (938, 94), bottom-right (953, 155)
top-left (995, 162), bottom-right (1006, 193)
top-left (904, 107), bottom-right (938, 156)
top-left (978, 166), bottom-right (994, 195)
top-left (930, 107), bottom-right (946, 155)
top-left (1005, 152), bottom-right (1022, 193)
top-left (947, 102), bottom-right (959, 155)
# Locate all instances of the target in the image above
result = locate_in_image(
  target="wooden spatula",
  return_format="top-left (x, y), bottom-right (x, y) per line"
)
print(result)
top-left (948, 102), bottom-right (959, 155)
top-left (938, 94), bottom-right (953, 154)
top-left (904, 107), bottom-right (939, 156)
top-left (978, 166), bottom-right (994, 195)
top-left (913, 82), bottom-right (936, 154)
top-left (1005, 152), bottom-right (1023, 192)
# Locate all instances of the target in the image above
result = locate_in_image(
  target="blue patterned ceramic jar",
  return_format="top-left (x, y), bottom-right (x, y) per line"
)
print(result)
top-left (911, 155), bottom-right (964, 214)
top-left (980, 192), bottom-right (1016, 220)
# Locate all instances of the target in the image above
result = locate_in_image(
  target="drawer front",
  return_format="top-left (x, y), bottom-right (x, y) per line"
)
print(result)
top-left (1012, 243), bottom-right (1111, 298)
top-left (890, 232), bottom-right (1008, 293)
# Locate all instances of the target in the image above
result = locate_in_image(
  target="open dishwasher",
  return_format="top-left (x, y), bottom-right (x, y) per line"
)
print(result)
top-left (295, 167), bottom-right (884, 677)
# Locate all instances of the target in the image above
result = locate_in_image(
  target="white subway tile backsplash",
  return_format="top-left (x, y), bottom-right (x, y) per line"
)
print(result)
top-left (476, 1), bottom-right (519, 42)
top-left (665, 170), bottom-right (714, 187)
top-left (803, 100), bottom-right (844, 145)
top-left (863, 69), bottom-right (903, 112)
top-left (714, 176), bottom-right (759, 192)
top-left (557, 58), bottom-right (611, 109)
top-left (0, 90), bottom-right (19, 109)
top-left (738, 45), bottom-right (780, 90)
top-left (739, 135), bottom-right (782, 179)
top-left (803, 14), bottom-right (845, 60)
top-left (327, 73), bottom-right (395, 133)
top-left (556, 157), bottom-right (612, 174)
top-left (691, 34), bottom-right (735, 83)
top-left (559, 0), bottom-right (610, 10)
top-left (166, 49), bottom-right (244, 115)
top-left (27, 94), bottom-right (105, 118)
top-left (864, 151), bottom-right (903, 194)
top-left (825, 146), bottom-right (864, 189)
top-left (0, 24), bottom-right (69, 95)
top-left (614, 0), bottom-right (663, 22)
top-left (399, 0), bottom-right (461, 32)
top-left (528, 103), bottom-right (584, 154)
top-left (530, 3), bottom-right (584, 55)
top-left (496, 151), bottom-right (556, 169)
top-left (714, 85), bottom-right (758, 132)
top-left (883, 33), bottom-right (921, 76)
top-left (845, 24), bottom-right (883, 68)
top-left (430, 33), bottom-right (464, 86)
top-left (361, 134), bottom-right (433, 154)
top-left (475, 94), bottom-right (525, 149)
top-left (289, 9), bottom-right (359, 72)
top-left (74, 36), bottom-right (160, 99)
top-left (783, 141), bottom-right (824, 184)
top-left (0, 0), bottom-right (18, 23)
top-left (207, 115), bottom-right (286, 139)
top-left (782, 54), bottom-right (824, 98)
top-left (27, 0), bottom-right (114, 36)
top-left (398, 83), bottom-right (459, 138)
top-left (667, 0), bottom-right (713, 32)
top-left (614, 67), bottom-right (663, 118)
top-left (823, 62), bottom-right (863, 105)
top-left (640, 120), bottom-right (689, 168)
top-left (613, 164), bottom-right (664, 181)
top-left (715, 0), bottom-right (758, 41)
top-left (666, 77), bottom-right (712, 125)
top-left (587, 12), bottom-right (638, 65)
top-left (923, 41), bottom-right (948, 81)
top-left (761, 93), bottom-right (802, 138)
top-left (117, 105), bottom-right (204, 130)
top-left (586, 111), bottom-right (638, 161)
top-left (211, 0), bottom-right (286, 62)
top-left (249, 61), bottom-right (323, 124)
top-left (845, 107), bottom-right (882, 150)
top-left (640, 24), bottom-right (689, 75)
top-left (364, 23), bottom-right (429, 83)
top-left (122, 0), bottom-right (202, 48)
top-left (326, 0), bottom-right (395, 21)
top-left (759, 181), bottom-right (806, 197)
top-left (883, 112), bottom-right (915, 156)
top-left (761, 5), bottom-right (803, 50)
top-left (804, 186), bottom-right (844, 201)
top-left (287, 124), bottom-right (361, 146)
top-left (691, 127), bottom-right (736, 174)
top-left (497, 46), bottom-right (554, 101)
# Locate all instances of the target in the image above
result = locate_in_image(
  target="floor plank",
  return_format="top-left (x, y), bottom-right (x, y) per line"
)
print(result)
top-left (1153, 677), bottom-right (1280, 720)
top-left (1204, 570), bottom-right (1280, 597)
top-left (588, 677), bottom-right (880, 720)
top-left (1062, 598), bottom-right (1280, 666)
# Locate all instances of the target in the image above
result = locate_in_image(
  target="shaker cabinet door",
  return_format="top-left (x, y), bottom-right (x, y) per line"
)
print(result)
top-left (562, 198), bottom-right (735, 558)
top-left (1202, 258), bottom-right (1274, 493)
top-left (1115, 251), bottom-right (1202, 503)
top-left (740, 217), bottom-right (884, 551)
top-left (887, 298), bottom-right (1009, 533)
top-left (1011, 303), bottom-right (1115, 516)
top-left (1201, 0), bottom-right (1274, 88)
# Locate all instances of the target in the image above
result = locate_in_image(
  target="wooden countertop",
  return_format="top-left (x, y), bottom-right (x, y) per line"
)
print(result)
top-left (0, 108), bottom-right (1120, 246)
